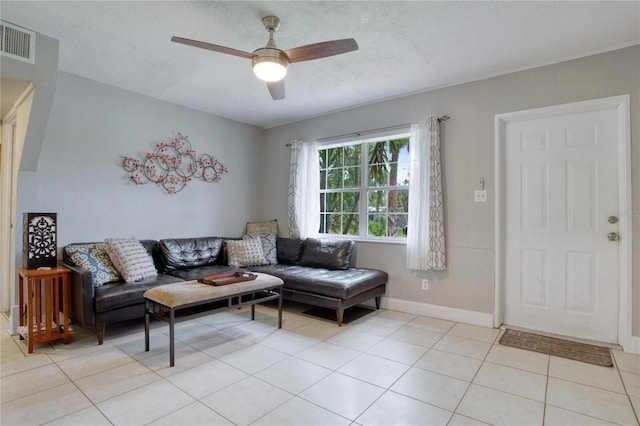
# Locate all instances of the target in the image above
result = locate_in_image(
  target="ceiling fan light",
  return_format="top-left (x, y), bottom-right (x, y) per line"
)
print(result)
top-left (252, 51), bottom-right (288, 82)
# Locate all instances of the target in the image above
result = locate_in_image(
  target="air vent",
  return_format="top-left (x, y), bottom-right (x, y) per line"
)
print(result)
top-left (0, 21), bottom-right (35, 64)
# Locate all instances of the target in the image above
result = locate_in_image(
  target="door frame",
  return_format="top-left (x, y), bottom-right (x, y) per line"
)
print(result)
top-left (494, 95), bottom-right (632, 350)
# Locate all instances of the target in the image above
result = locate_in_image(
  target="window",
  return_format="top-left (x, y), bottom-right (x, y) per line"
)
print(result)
top-left (318, 135), bottom-right (410, 239)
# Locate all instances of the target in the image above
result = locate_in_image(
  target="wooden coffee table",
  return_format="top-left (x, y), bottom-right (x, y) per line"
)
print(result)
top-left (144, 272), bottom-right (284, 366)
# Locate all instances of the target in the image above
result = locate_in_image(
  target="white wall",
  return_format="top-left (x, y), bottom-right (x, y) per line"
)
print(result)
top-left (261, 46), bottom-right (640, 333)
top-left (16, 72), bottom-right (264, 257)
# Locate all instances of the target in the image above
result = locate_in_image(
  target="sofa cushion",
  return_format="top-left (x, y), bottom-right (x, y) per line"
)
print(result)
top-left (165, 264), bottom-right (239, 281)
top-left (64, 243), bottom-right (120, 286)
top-left (299, 238), bottom-right (354, 270)
top-left (244, 233), bottom-right (277, 265)
top-left (276, 237), bottom-right (305, 265)
top-left (250, 264), bottom-right (387, 300)
top-left (226, 239), bottom-right (268, 267)
top-left (158, 237), bottom-right (223, 272)
top-left (104, 238), bottom-right (158, 283)
top-left (94, 273), bottom-right (182, 313)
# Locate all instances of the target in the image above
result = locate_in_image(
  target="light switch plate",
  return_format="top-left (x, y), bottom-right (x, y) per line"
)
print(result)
top-left (474, 190), bottom-right (488, 202)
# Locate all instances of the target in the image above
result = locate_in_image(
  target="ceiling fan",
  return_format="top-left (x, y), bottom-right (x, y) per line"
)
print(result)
top-left (171, 15), bottom-right (358, 100)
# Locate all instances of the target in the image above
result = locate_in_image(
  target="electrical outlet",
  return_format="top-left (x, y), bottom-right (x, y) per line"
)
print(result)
top-left (474, 190), bottom-right (488, 202)
top-left (421, 279), bottom-right (429, 290)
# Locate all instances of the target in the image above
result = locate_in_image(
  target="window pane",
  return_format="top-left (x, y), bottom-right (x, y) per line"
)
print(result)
top-left (326, 169), bottom-right (341, 189)
top-left (368, 214), bottom-right (387, 237)
top-left (326, 192), bottom-right (341, 212)
top-left (343, 214), bottom-right (359, 235)
top-left (320, 169), bottom-right (327, 190)
top-left (343, 166), bottom-right (359, 188)
top-left (344, 144), bottom-right (361, 167)
top-left (327, 147), bottom-right (342, 168)
top-left (342, 191), bottom-right (360, 215)
top-left (367, 190), bottom-right (388, 213)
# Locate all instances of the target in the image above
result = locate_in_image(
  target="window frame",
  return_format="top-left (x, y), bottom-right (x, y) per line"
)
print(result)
top-left (317, 131), bottom-right (411, 243)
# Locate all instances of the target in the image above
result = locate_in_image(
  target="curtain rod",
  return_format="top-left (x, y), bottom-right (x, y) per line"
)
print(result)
top-left (286, 115), bottom-right (450, 146)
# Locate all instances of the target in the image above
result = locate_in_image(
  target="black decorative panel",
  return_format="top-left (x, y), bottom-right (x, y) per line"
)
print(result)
top-left (22, 213), bottom-right (57, 269)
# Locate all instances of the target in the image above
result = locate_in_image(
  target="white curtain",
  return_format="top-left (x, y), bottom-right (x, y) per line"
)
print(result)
top-left (406, 116), bottom-right (446, 271)
top-left (287, 141), bottom-right (320, 238)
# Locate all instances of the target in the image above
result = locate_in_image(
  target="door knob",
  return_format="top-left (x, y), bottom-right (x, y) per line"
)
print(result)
top-left (607, 232), bottom-right (620, 241)
top-left (608, 216), bottom-right (618, 224)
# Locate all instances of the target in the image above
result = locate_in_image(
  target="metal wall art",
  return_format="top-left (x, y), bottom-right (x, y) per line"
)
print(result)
top-left (122, 133), bottom-right (228, 194)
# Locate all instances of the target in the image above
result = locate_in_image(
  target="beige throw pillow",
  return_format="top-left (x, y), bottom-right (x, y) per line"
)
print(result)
top-left (104, 238), bottom-right (158, 283)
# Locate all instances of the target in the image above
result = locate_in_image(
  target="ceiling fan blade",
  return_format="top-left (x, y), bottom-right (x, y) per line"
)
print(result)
top-left (284, 38), bottom-right (358, 63)
top-left (171, 36), bottom-right (254, 60)
top-left (267, 80), bottom-right (285, 100)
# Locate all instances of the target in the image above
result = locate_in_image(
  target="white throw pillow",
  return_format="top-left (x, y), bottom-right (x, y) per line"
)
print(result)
top-left (226, 238), bottom-right (268, 267)
top-left (104, 238), bottom-right (157, 283)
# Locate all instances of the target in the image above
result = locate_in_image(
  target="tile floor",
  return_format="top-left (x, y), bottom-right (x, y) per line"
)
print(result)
top-left (1, 303), bottom-right (639, 426)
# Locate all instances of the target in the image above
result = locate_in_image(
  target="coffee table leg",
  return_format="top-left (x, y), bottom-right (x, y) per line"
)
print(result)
top-left (144, 301), bottom-right (150, 352)
top-left (251, 303), bottom-right (255, 320)
top-left (278, 290), bottom-right (282, 329)
top-left (169, 308), bottom-right (175, 367)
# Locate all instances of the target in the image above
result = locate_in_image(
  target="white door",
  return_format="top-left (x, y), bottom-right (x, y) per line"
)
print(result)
top-left (502, 105), bottom-right (622, 343)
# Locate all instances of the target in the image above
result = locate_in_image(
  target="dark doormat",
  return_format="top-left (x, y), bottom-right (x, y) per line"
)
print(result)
top-left (302, 306), bottom-right (376, 324)
top-left (499, 329), bottom-right (613, 367)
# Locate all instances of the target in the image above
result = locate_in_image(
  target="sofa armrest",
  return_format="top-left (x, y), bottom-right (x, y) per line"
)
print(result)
top-left (61, 262), bottom-right (96, 330)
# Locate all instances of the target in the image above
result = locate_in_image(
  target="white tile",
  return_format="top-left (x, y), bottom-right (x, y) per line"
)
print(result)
top-left (406, 316), bottom-right (455, 334)
top-left (192, 334), bottom-right (254, 358)
top-left (299, 372), bottom-right (385, 420)
top-left (473, 362), bottom-right (547, 402)
top-left (390, 367), bottom-right (469, 411)
top-left (167, 358), bottom-right (248, 399)
top-left (258, 329), bottom-right (320, 354)
top-left (612, 350), bottom-right (640, 374)
top-left (447, 323), bottom-right (500, 343)
top-left (254, 356), bottom-right (331, 394)
top-left (549, 356), bottom-right (626, 394)
top-left (366, 339), bottom-right (428, 365)
top-left (97, 380), bottom-right (195, 425)
top-left (621, 370), bottom-right (640, 398)
top-left (546, 377), bottom-right (637, 425)
top-left (0, 353), bottom-right (52, 377)
top-left (349, 318), bottom-right (404, 337)
top-left (356, 390), bottom-right (452, 426)
top-left (44, 406), bottom-right (112, 425)
top-left (338, 353), bottom-right (410, 388)
top-left (287, 321), bottom-right (344, 340)
top-left (296, 342), bottom-right (360, 369)
top-left (486, 343), bottom-right (549, 375)
top-left (138, 343), bottom-right (214, 377)
top-left (74, 360), bottom-right (160, 403)
top-left (219, 343), bottom-right (288, 374)
top-left (457, 384), bottom-right (544, 426)
top-left (1, 363), bottom-right (69, 403)
top-left (55, 346), bottom-right (132, 380)
top-left (544, 404), bottom-right (619, 425)
top-left (148, 401), bottom-right (234, 425)
top-left (253, 396), bottom-right (351, 426)
top-left (433, 335), bottom-right (491, 360)
top-left (447, 413), bottom-right (491, 425)
top-left (1, 382), bottom-right (92, 426)
top-left (387, 325), bottom-right (442, 348)
top-left (201, 376), bottom-right (293, 426)
top-left (326, 329), bottom-right (384, 351)
top-left (372, 310), bottom-right (416, 325)
top-left (414, 349), bottom-right (482, 381)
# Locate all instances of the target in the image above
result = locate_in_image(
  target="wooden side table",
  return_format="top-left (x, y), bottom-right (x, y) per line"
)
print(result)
top-left (16, 266), bottom-right (71, 353)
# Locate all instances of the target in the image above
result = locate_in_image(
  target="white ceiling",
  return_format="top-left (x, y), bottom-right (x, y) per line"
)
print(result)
top-left (2, 1), bottom-right (638, 129)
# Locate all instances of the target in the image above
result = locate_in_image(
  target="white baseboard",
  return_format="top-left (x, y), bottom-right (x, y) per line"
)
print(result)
top-left (381, 297), bottom-right (494, 328)
top-left (630, 336), bottom-right (640, 354)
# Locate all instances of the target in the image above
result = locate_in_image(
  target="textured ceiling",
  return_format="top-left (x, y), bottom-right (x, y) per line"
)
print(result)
top-left (2, 1), bottom-right (639, 128)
